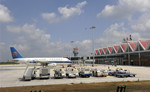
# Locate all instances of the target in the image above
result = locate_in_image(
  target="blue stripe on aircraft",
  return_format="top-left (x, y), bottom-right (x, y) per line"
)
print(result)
top-left (47, 61), bottom-right (72, 63)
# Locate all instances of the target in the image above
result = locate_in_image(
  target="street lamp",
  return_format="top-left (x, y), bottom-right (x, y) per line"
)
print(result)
top-left (70, 41), bottom-right (74, 59)
top-left (90, 26), bottom-right (96, 65)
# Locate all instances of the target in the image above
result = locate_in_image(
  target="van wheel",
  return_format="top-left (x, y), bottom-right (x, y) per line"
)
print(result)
top-left (66, 74), bottom-right (69, 78)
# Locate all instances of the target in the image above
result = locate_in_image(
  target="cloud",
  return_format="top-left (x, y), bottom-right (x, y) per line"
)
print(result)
top-left (97, 0), bottom-right (150, 19)
top-left (0, 4), bottom-right (13, 23)
top-left (75, 40), bottom-right (92, 56)
top-left (130, 12), bottom-right (150, 40)
top-left (6, 24), bottom-right (51, 56)
top-left (7, 24), bottom-right (51, 45)
top-left (95, 0), bottom-right (150, 49)
top-left (95, 23), bottom-right (129, 47)
top-left (42, 13), bottom-right (59, 23)
top-left (0, 42), bottom-right (9, 62)
top-left (1, 24), bottom-right (93, 61)
top-left (131, 13), bottom-right (150, 32)
top-left (6, 25), bottom-right (21, 33)
top-left (42, 1), bottom-right (87, 23)
top-left (94, 23), bottom-right (142, 49)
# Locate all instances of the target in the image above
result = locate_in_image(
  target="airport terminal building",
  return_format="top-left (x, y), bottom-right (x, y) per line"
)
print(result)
top-left (94, 40), bottom-right (150, 66)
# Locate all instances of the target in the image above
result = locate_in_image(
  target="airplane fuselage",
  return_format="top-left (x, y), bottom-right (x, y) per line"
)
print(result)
top-left (12, 57), bottom-right (72, 63)
top-left (10, 47), bottom-right (72, 64)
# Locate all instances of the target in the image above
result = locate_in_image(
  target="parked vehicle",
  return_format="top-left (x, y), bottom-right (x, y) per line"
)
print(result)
top-left (108, 67), bottom-right (136, 78)
top-left (108, 69), bottom-right (115, 76)
top-left (78, 68), bottom-right (92, 77)
top-left (115, 69), bottom-right (136, 78)
top-left (108, 67), bottom-right (123, 76)
top-left (66, 67), bottom-right (78, 78)
top-left (39, 66), bottom-right (50, 79)
top-left (92, 68), bottom-right (108, 77)
top-left (54, 68), bottom-right (65, 79)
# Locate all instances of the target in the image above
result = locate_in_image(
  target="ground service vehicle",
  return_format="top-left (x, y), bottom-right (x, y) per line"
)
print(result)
top-left (108, 68), bottom-right (136, 78)
top-left (39, 66), bottom-right (50, 79)
top-left (66, 67), bottom-right (78, 78)
top-left (54, 68), bottom-right (65, 79)
top-left (92, 69), bottom-right (108, 77)
top-left (78, 68), bottom-right (92, 77)
top-left (108, 70), bottom-right (115, 76)
top-left (115, 69), bottom-right (136, 77)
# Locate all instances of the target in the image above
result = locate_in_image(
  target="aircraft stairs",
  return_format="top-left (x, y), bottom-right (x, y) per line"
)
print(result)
top-left (23, 64), bottom-right (37, 81)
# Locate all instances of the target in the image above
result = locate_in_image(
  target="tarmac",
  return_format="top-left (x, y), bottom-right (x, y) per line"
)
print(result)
top-left (0, 64), bottom-right (150, 88)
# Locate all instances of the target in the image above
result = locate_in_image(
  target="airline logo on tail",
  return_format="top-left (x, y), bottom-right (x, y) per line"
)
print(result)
top-left (13, 52), bottom-right (18, 57)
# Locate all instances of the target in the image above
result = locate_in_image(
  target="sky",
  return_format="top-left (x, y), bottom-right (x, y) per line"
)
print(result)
top-left (0, 0), bottom-right (150, 62)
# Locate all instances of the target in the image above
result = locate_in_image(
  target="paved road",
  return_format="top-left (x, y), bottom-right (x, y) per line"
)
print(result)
top-left (0, 64), bottom-right (150, 87)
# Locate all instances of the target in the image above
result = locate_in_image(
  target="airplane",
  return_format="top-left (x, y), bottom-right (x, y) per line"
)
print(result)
top-left (10, 47), bottom-right (72, 65)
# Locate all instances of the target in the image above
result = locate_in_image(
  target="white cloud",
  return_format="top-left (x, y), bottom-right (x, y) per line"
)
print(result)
top-left (1, 24), bottom-right (93, 61)
top-left (130, 12), bottom-right (150, 40)
top-left (131, 13), bottom-right (150, 32)
top-left (95, 23), bottom-right (128, 47)
top-left (97, 0), bottom-right (150, 19)
top-left (75, 40), bottom-right (92, 56)
top-left (6, 24), bottom-right (51, 56)
top-left (42, 12), bottom-right (56, 19)
top-left (0, 42), bottom-right (10, 62)
top-left (6, 26), bottom-right (21, 33)
top-left (42, 13), bottom-right (59, 23)
top-left (95, 0), bottom-right (150, 47)
top-left (58, 1), bottom-right (86, 18)
top-left (94, 23), bottom-right (141, 49)
top-left (42, 1), bottom-right (87, 23)
top-left (0, 4), bottom-right (13, 23)
top-left (95, 12), bottom-right (150, 49)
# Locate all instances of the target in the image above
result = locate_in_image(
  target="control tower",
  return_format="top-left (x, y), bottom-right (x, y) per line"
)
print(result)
top-left (73, 48), bottom-right (78, 57)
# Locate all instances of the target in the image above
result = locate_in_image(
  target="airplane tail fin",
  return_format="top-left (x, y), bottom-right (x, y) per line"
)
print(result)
top-left (10, 47), bottom-right (23, 59)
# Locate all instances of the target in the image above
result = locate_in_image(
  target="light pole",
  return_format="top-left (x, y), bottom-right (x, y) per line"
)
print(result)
top-left (128, 42), bottom-right (130, 65)
top-left (70, 41), bottom-right (74, 60)
top-left (90, 26), bottom-right (96, 65)
top-left (138, 42), bottom-right (141, 66)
